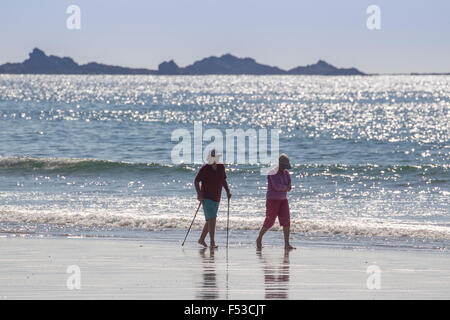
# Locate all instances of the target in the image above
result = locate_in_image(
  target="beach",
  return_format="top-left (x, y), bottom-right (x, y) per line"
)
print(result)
top-left (1, 233), bottom-right (449, 300)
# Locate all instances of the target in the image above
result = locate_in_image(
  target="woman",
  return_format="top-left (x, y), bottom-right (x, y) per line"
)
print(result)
top-left (256, 153), bottom-right (295, 250)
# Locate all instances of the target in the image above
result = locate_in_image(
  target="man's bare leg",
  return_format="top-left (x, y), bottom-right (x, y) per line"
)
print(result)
top-left (208, 217), bottom-right (218, 248)
top-left (198, 222), bottom-right (208, 248)
top-left (256, 226), bottom-right (269, 250)
top-left (283, 226), bottom-right (296, 250)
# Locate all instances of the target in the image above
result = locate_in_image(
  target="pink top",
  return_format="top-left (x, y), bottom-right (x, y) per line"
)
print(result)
top-left (266, 168), bottom-right (291, 200)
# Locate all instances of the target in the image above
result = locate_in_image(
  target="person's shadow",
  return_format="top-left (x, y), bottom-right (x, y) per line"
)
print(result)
top-left (257, 249), bottom-right (291, 299)
top-left (196, 248), bottom-right (219, 299)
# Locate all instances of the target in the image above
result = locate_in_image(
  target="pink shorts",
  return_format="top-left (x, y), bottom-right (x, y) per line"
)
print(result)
top-left (263, 199), bottom-right (290, 229)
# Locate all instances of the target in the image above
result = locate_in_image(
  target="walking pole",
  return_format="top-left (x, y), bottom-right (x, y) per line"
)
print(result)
top-left (226, 198), bottom-right (230, 250)
top-left (182, 201), bottom-right (202, 246)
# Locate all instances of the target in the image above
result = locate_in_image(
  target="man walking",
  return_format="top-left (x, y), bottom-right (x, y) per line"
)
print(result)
top-left (195, 149), bottom-right (231, 249)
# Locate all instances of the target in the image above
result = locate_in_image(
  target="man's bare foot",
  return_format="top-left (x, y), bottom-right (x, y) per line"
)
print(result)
top-left (210, 243), bottom-right (218, 250)
top-left (285, 244), bottom-right (296, 250)
top-left (256, 238), bottom-right (263, 250)
top-left (198, 239), bottom-right (208, 248)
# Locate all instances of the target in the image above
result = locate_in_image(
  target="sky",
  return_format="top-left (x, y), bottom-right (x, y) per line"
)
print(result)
top-left (1, 0), bottom-right (449, 74)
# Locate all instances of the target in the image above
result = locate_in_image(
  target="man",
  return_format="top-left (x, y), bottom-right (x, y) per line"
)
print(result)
top-left (256, 154), bottom-right (295, 250)
top-left (195, 149), bottom-right (231, 249)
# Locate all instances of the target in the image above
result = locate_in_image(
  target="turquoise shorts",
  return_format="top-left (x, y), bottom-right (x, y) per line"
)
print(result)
top-left (202, 199), bottom-right (220, 221)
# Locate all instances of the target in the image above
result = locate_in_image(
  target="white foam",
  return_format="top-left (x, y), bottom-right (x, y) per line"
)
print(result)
top-left (1, 208), bottom-right (449, 241)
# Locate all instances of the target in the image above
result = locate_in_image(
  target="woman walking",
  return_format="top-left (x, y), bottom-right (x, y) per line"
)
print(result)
top-left (257, 154), bottom-right (295, 250)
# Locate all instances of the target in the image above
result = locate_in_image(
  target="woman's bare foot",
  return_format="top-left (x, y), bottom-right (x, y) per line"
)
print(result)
top-left (256, 238), bottom-right (263, 250)
top-left (285, 244), bottom-right (296, 250)
top-left (210, 243), bottom-right (218, 250)
top-left (198, 239), bottom-right (208, 248)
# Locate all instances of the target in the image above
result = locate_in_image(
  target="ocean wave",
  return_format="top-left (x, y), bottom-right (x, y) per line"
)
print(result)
top-left (0, 156), bottom-right (196, 173)
top-left (0, 156), bottom-right (448, 178)
top-left (1, 210), bottom-right (449, 241)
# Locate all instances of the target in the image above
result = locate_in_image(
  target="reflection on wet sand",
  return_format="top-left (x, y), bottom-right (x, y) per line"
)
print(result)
top-left (257, 249), bottom-right (291, 299)
top-left (197, 248), bottom-right (219, 299)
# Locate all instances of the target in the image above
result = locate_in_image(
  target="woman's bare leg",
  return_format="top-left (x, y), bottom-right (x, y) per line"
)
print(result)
top-left (283, 226), bottom-right (296, 250)
top-left (256, 226), bottom-right (269, 250)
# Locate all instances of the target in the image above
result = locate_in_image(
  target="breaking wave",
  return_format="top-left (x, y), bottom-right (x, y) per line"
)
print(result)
top-left (1, 209), bottom-right (449, 241)
top-left (0, 156), bottom-right (447, 179)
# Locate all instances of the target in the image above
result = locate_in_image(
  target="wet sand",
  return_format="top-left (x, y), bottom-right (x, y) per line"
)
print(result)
top-left (0, 237), bottom-right (449, 299)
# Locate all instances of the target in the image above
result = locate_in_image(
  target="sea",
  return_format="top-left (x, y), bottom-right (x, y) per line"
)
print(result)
top-left (0, 74), bottom-right (448, 251)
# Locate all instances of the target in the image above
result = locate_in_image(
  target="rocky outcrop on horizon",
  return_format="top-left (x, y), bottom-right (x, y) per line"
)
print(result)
top-left (287, 59), bottom-right (365, 75)
top-left (0, 48), bottom-right (156, 75)
top-left (0, 48), bottom-right (366, 75)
